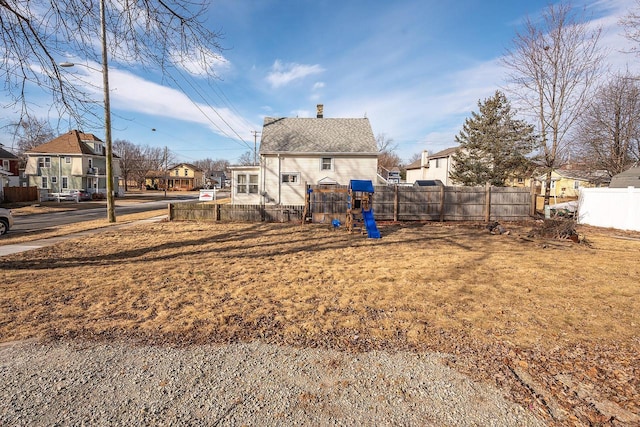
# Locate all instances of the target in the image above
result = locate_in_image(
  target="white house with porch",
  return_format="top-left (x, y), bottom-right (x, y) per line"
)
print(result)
top-left (230, 105), bottom-right (379, 205)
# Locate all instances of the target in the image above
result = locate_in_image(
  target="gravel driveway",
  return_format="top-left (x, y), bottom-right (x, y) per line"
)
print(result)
top-left (0, 339), bottom-right (543, 426)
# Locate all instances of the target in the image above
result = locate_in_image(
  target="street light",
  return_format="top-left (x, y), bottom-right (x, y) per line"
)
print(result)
top-left (59, 0), bottom-right (115, 223)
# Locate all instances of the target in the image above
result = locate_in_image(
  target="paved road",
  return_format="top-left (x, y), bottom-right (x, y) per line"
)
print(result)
top-left (10, 194), bottom-right (212, 234)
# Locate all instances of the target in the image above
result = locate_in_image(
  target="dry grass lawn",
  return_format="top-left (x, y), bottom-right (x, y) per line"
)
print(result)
top-left (0, 220), bottom-right (638, 424)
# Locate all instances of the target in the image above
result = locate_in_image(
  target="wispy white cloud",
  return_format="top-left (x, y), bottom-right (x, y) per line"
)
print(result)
top-left (266, 60), bottom-right (325, 88)
top-left (170, 49), bottom-right (231, 78)
top-left (61, 62), bottom-right (260, 142)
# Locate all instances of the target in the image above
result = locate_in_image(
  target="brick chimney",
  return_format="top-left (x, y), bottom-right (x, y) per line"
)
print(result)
top-left (316, 104), bottom-right (324, 118)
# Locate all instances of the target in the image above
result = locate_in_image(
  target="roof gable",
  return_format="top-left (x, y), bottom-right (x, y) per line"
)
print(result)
top-left (0, 146), bottom-right (19, 159)
top-left (259, 117), bottom-right (377, 154)
top-left (170, 163), bottom-right (203, 172)
top-left (26, 130), bottom-right (102, 155)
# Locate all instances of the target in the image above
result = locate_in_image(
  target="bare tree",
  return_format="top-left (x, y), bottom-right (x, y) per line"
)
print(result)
top-left (113, 139), bottom-right (142, 191)
top-left (621, 0), bottom-right (640, 54)
top-left (0, 0), bottom-right (224, 126)
top-left (142, 146), bottom-right (172, 190)
top-left (8, 116), bottom-right (55, 164)
top-left (193, 158), bottom-right (230, 176)
top-left (113, 141), bottom-right (169, 189)
top-left (503, 2), bottom-right (604, 205)
top-left (237, 151), bottom-right (255, 166)
top-left (576, 73), bottom-right (640, 175)
top-left (376, 133), bottom-right (401, 173)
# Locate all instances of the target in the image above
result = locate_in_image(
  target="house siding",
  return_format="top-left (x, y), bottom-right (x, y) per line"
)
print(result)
top-left (261, 154), bottom-right (378, 205)
top-left (26, 154), bottom-right (117, 194)
top-left (424, 157), bottom-right (454, 185)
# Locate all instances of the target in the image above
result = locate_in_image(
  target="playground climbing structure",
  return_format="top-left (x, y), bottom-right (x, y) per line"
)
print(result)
top-left (346, 180), bottom-right (381, 239)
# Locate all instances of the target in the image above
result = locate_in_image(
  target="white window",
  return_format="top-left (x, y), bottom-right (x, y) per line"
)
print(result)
top-left (321, 157), bottom-right (333, 171)
top-left (41, 176), bottom-right (48, 188)
top-left (236, 174), bottom-right (247, 193)
top-left (62, 176), bottom-right (69, 189)
top-left (38, 157), bottom-right (51, 168)
top-left (249, 174), bottom-right (258, 193)
top-left (236, 174), bottom-right (259, 194)
top-left (281, 173), bottom-right (300, 184)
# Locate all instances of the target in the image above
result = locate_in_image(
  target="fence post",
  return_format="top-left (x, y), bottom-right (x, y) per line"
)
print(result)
top-left (439, 186), bottom-right (445, 222)
top-left (485, 182), bottom-right (491, 222)
top-left (529, 180), bottom-right (536, 217)
top-left (394, 184), bottom-right (399, 222)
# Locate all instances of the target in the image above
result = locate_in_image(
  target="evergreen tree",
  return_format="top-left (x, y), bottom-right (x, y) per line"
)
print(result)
top-left (450, 91), bottom-right (537, 186)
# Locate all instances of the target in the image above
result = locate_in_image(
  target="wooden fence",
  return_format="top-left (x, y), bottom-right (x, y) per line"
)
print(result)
top-left (169, 203), bottom-right (304, 222)
top-left (309, 184), bottom-right (533, 222)
top-left (2, 186), bottom-right (39, 203)
top-left (169, 185), bottom-right (533, 223)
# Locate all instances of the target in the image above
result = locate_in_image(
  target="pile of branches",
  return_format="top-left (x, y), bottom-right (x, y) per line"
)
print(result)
top-left (529, 219), bottom-right (582, 243)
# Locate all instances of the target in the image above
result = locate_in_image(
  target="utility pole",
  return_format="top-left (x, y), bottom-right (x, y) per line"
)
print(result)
top-left (251, 131), bottom-right (260, 165)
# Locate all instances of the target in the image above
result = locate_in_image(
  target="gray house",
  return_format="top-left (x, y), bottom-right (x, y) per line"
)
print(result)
top-left (609, 166), bottom-right (640, 188)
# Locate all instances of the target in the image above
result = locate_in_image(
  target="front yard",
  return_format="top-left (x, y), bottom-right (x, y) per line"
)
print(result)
top-left (0, 221), bottom-right (638, 425)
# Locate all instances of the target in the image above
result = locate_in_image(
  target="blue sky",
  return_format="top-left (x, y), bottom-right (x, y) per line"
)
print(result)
top-left (2, 0), bottom-right (639, 164)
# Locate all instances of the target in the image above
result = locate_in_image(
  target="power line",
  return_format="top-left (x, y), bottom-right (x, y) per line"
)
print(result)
top-left (166, 66), bottom-right (254, 151)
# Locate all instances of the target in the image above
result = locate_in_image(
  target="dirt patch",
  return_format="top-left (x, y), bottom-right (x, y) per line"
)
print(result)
top-left (0, 221), bottom-right (638, 425)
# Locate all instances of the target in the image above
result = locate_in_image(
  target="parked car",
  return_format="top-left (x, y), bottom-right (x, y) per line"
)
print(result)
top-left (46, 190), bottom-right (91, 202)
top-left (0, 207), bottom-right (14, 235)
top-left (68, 189), bottom-right (92, 201)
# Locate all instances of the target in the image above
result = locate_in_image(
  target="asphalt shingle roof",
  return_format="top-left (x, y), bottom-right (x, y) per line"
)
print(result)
top-left (0, 146), bottom-right (18, 159)
top-left (609, 166), bottom-right (640, 188)
top-left (25, 130), bottom-right (103, 155)
top-left (259, 117), bottom-right (377, 154)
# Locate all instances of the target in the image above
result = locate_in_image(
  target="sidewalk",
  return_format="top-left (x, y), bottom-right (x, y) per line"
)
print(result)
top-left (0, 215), bottom-right (167, 257)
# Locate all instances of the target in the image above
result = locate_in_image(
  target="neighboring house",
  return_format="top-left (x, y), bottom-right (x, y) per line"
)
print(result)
top-left (24, 130), bottom-right (121, 196)
top-left (145, 170), bottom-right (167, 190)
top-left (167, 163), bottom-right (204, 191)
top-left (609, 166), bottom-right (640, 188)
top-left (0, 170), bottom-right (11, 200)
top-left (208, 170), bottom-right (227, 188)
top-left (0, 145), bottom-right (20, 187)
top-left (405, 147), bottom-right (459, 185)
top-left (230, 105), bottom-right (378, 205)
top-left (405, 151), bottom-right (429, 183)
top-left (538, 169), bottom-right (610, 198)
